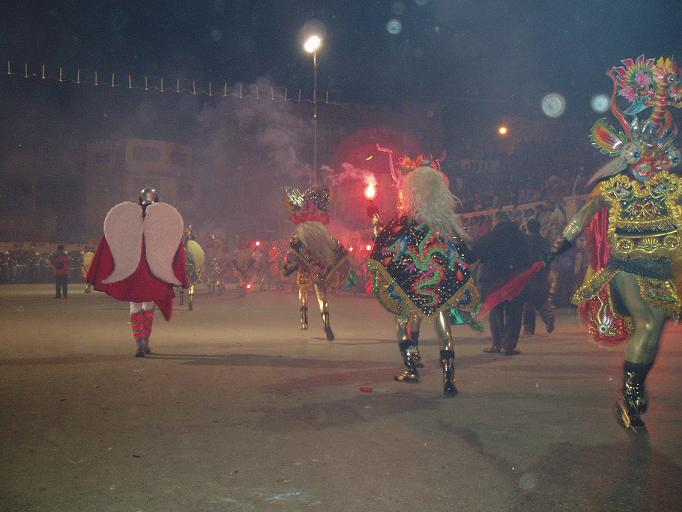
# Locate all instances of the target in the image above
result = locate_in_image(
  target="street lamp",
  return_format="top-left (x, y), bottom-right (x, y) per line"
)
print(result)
top-left (304, 34), bottom-right (322, 184)
top-left (497, 125), bottom-right (509, 136)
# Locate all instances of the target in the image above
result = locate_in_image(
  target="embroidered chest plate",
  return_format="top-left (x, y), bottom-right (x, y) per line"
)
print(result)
top-left (368, 215), bottom-right (475, 317)
top-left (599, 172), bottom-right (682, 258)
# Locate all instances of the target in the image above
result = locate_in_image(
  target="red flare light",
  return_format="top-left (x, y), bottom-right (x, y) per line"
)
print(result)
top-left (366, 244), bottom-right (372, 251)
top-left (364, 182), bottom-right (376, 200)
top-left (255, 240), bottom-right (261, 247)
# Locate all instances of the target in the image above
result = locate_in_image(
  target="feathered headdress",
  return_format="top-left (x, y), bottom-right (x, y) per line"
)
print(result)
top-left (587, 55), bottom-right (681, 185)
top-left (284, 186), bottom-right (331, 224)
top-left (377, 145), bottom-right (448, 186)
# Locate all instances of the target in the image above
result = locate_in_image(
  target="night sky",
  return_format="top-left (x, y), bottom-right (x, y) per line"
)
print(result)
top-left (3, 0), bottom-right (681, 121)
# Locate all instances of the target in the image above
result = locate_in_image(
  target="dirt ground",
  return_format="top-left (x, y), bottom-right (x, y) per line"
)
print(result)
top-left (1, 285), bottom-right (681, 511)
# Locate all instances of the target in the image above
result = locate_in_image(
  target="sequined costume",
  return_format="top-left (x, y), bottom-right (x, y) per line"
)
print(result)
top-left (548, 56), bottom-right (682, 431)
top-left (87, 188), bottom-right (188, 357)
top-left (178, 225), bottom-right (205, 310)
top-left (283, 186), bottom-right (350, 340)
top-left (369, 150), bottom-right (480, 396)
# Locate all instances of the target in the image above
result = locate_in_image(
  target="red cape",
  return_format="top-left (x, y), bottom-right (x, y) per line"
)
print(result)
top-left (87, 236), bottom-right (188, 320)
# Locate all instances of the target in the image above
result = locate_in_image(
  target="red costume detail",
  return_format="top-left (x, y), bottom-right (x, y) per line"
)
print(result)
top-left (578, 207), bottom-right (631, 346)
top-left (87, 238), bottom-right (188, 321)
top-left (143, 309), bottom-right (155, 339)
top-left (130, 311), bottom-right (146, 341)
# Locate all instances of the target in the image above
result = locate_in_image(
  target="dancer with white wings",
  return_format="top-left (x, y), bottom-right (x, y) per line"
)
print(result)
top-left (87, 188), bottom-right (189, 357)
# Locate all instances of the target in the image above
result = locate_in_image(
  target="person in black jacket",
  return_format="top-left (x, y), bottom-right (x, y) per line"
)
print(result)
top-left (522, 219), bottom-right (555, 334)
top-left (473, 211), bottom-right (531, 355)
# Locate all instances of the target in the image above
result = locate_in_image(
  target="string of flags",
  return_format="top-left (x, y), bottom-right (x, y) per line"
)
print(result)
top-left (4, 60), bottom-right (336, 106)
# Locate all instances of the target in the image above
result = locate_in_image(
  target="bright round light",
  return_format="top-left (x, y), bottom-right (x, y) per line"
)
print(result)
top-left (304, 35), bottom-right (322, 53)
top-left (498, 125), bottom-right (509, 136)
top-left (541, 93), bottom-right (566, 118)
top-left (591, 94), bottom-right (610, 113)
top-left (386, 18), bottom-right (402, 35)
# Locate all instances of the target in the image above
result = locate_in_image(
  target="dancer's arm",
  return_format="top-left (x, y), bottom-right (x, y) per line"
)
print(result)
top-left (547, 195), bottom-right (606, 261)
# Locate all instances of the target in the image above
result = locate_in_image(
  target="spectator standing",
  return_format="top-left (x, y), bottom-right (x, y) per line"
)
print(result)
top-left (522, 219), bottom-right (555, 334)
top-left (473, 211), bottom-right (531, 355)
top-left (52, 244), bottom-right (70, 299)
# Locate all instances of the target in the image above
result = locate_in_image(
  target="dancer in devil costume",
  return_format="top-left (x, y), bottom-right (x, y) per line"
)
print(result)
top-left (87, 188), bottom-right (188, 357)
top-left (282, 186), bottom-right (350, 341)
top-left (369, 149), bottom-right (480, 396)
top-left (179, 225), bottom-right (205, 310)
top-left (547, 56), bottom-right (682, 431)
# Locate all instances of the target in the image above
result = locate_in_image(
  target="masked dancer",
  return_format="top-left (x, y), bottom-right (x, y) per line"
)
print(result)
top-left (283, 186), bottom-right (350, 341)
top-left (546, 56), bottom-right (682, 431)
top-left (179, 225), bottom-right (205, 310)
top-left (369, 149), bottom-right (480, 396)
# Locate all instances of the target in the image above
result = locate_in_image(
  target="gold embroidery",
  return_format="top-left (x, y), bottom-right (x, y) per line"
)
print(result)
top-left (599, 172), bottom-right (682, 259)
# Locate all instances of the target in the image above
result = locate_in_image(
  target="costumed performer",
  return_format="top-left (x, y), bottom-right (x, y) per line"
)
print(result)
top-left (546, 55), bottom-right (682, 431)
top-left (282, 186), bottom-right (350, 341)
top-left (87, 188), bottom-right (189, 357)
top-left (369, 149), bottom-right (480, 396)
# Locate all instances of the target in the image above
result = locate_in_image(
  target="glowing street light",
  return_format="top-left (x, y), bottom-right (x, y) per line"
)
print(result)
top-left (303, 35), bottom-right (322, 54)
top-left (498, 125), bottom-right (509, 136)
top-left (303, 34), bottom-right (323, 184)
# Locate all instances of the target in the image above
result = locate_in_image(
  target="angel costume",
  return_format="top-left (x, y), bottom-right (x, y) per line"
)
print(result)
top-left (87, 188), bottom-right (188, 357)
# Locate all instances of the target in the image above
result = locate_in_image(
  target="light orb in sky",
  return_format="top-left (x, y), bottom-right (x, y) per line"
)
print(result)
top-left (591, 94), bottom-right (610, 113)
top-left (386, 19), bottom-right (402, 35)
top-left (541, 93), bottom-right (566, 118)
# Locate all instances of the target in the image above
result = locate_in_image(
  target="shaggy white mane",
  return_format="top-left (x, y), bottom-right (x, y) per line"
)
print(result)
top-left (295, 221), bottom-right (337, 267)
top-left (400, 166), bottom-right (470, 242)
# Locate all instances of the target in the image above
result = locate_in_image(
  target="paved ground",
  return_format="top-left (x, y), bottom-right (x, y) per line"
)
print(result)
top-left (1, 284), bottom-right (681, 512)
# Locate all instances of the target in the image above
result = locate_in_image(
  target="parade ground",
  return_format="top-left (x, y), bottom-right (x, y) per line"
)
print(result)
top-left (1, 285), bottom-right (681, 512)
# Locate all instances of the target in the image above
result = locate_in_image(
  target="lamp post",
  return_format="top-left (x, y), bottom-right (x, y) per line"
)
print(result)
top-left (304, 34), bottom-right (322, 185)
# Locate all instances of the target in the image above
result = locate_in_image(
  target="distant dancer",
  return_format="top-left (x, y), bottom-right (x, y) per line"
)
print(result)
top-left (282, 186), bottom-right (350, 341)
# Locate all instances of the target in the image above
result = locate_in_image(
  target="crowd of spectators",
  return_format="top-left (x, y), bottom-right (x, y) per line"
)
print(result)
top-left (0, 245), bottom-right (89, 284)
top-left (454, 167), bottom-right (588, 213)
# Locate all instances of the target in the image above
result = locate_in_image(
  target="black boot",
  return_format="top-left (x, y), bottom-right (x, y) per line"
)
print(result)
top-left (616, 362), bottom-right (652, 432)
top-left (300, 307), bottom-right (308, 330)
top-left (321, 312), bottom-right (334, 341)
top-left (440, 349), bottom-right (457, 397)
top-left (395, 341), bottom-right (419, 383)
top-left (135, 339), bottom-right (145, 358)
top-left (411, 330), bottom-right (424, 368)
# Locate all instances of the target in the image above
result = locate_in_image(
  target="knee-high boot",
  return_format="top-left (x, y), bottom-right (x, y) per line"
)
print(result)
top-left (142, 309), bottom-right (155, 354)
top-left (300, 306), bottom-right (308, 330)
top-left (440, 349), bottom-right (457, 396)
top-left (616, 361), bottom-right (652, 431)
top-left (411, 330), bottom-right (424, 368)
top-left (321, 311), bottom-right (334, 341)
top-left (395, 341), bottom-right (419, 383)
top-left (130, 311), bottom-right (146, 357)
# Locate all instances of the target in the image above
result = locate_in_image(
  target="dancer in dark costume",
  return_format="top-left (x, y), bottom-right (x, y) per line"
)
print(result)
top-left (369, 150), bottom-right (480, 396)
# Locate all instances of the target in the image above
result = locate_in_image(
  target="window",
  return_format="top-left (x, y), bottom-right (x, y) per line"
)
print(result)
top-left (133, 146), bottom-right (160, 161)
top-left (170, 151), bottom-right (188, 166)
